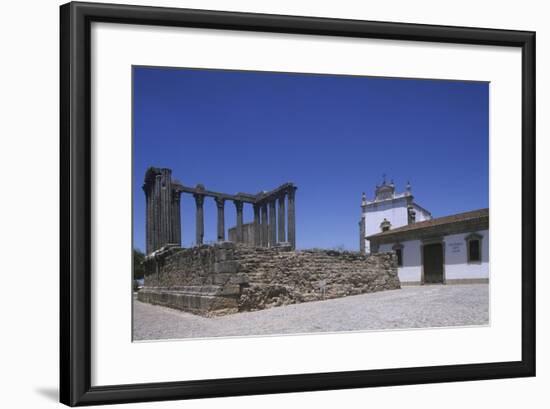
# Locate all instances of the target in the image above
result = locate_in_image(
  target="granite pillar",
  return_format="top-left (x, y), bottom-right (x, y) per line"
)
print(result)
top-left (287, 187), bottom-right (296, 249)
top-left (261, 203), bottom-right (268, 247)
top-left (172, 190), bottom-right (181, 246)
top-left (268, 200), bottom-right (277, 247)
top-left (194, 194), bottom-right (204, 245)
top-left (277, 194), bottom-right (286, 244)
top-left (154, 174), bottom-right (162, 251)
top-left (143, 183), bottom-right (152, 254)
top-left (161, 169), bottom-right (172, 246)
top-left (253, 204), bottom-right (261, 246)
top-left (234, 200), bottom-right (243, 243)
top-left (215, 197), bottom-right (225, 242)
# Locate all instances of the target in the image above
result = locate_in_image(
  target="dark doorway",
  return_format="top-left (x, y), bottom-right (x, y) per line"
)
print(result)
top-left (423, 243), bottom-right (444, 284)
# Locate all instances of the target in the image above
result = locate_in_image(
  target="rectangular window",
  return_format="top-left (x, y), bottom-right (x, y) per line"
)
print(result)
top-left (395, 248), bottom-right (403, 267)
top-left (468, 240), bottom-right (481, 262)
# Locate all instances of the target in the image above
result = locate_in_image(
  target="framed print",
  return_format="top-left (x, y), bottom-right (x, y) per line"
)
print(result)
top-left (60, 1), bottom-right (536, 406)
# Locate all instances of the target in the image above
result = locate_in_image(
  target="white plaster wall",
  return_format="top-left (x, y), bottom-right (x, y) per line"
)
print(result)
top-left (363, 198), bottom-right (433, 253)
top-left (377, 230), bottom-right (489, 283)
top-left (363, 232), bottom-right (371, 254)
top-left (412, 204), bottom-right (432, 222)
top-left (444, 230), bottom-right (489, 280)
top-left (379, 240), bottom-right (422, 283)
top-left (364, 199), bottom-right (408, 237)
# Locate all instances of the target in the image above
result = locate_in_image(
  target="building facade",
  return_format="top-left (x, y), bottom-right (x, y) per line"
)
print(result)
top-left (359, 180), bottom-right (432, 254)
top-left (360, 181), bottom-right (489, 285)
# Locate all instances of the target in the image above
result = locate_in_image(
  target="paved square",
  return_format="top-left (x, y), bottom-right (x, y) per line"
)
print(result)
top-left (133, 284), bottom-right (489, 341)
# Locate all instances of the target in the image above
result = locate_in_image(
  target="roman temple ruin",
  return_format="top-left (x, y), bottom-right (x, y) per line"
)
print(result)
top-left (138, 167), bottom-right (400, 316)
top-left (142, 167), bottom-right (297, 252)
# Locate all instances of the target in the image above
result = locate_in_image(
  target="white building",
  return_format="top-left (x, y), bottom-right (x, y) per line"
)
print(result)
top-left (359, 180), bottom-right (489, 285)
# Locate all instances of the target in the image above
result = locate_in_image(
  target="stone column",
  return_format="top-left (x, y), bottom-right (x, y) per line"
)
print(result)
top-left (234, 200), bottom-right (243, 243)
top-left (154, 174), bottom-right (162, 250)
top-left (215, 197), bottom-right (225, 242)
top-left (172, 190), bottom-right (181, 246)
top-left (261, 203), bottom-right (268, 247)
top-left (253, 204), bottom-right (261, 246)
top-left (143, 183), bottom-right (151, 254)
top-left (194, 194), bottom-right (204, 245)
top-left (143, 168), bottom-right (162, 253)
top-left (268, 200), bottom-right (277, 247)
top-left (287, 187), bottom-right (296, 249)
top-left (277, 193), bottom-right (286, 244)
top-left (163, 171), bottom-right (172, 246)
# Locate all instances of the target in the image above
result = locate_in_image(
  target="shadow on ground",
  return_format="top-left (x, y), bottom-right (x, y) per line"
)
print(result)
top-left (35, 387), bottom-right (58, 402)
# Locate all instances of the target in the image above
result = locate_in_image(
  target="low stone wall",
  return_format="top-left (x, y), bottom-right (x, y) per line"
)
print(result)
top-left (138, 242), bottom-right (399, 316)
top-left (235, 246), bottom-right (400, 311)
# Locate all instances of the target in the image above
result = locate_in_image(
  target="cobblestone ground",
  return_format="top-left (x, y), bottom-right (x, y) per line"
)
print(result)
top-left (133, 284), bottom-right (489, 341)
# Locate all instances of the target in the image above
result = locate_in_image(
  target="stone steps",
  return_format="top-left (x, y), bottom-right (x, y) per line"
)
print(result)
top-left (137, 285), bottom-right (240, 317)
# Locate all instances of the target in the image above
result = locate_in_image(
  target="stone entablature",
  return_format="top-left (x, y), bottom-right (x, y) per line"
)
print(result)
top-left (137, 242), bottom-right (400, 316)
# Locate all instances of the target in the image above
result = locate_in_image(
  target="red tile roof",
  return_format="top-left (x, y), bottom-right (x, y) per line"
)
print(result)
top-left (367, 208), bottom-right (489, 239)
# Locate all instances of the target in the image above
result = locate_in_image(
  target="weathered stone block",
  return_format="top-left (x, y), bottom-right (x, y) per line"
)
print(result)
top-left (214, 261), bottom-right (239, 274)
top-left (229, 273), bottom-right (249, 285)
top-left (215, 248), bottom-right (233, 262)
top-left (136, 286), bottom-right (240, 317)
top-left (274, 242), bottom-right (292, 251)
top-left (215, 241), bottom-right (235, 250)
top-left (211, 273), bottom-right (231, 285)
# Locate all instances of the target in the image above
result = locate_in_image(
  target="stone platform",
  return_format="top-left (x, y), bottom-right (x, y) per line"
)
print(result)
top-left (138, 242), bottom-right (399, 317)
top-left (137, 285), bottom-right (241, 316)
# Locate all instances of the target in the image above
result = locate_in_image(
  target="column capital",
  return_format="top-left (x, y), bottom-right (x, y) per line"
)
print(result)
top-left (215, 197), bottom-right (225, 208)
top-left (234, 200), bottom-right (243, 212)
top-left (193, 193), bottom-right (204, 207)
top-left (287, 186), bottom-right (297, 199)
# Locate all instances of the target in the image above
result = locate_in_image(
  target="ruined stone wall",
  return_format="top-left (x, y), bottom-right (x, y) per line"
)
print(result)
top-left (234, 246), bottom-right (399, 311)
top-left (138, 242), bottom-right (400, 316)
top-left (141, 243), bottom-right (247, 287)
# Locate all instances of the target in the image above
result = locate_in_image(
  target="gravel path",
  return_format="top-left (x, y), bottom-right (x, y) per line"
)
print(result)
top-left (133, 284), bottom-right (489, 341)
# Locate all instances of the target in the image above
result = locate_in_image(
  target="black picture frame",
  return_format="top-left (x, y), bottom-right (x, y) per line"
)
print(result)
top-left (60, 1), bottom-right (536, 406)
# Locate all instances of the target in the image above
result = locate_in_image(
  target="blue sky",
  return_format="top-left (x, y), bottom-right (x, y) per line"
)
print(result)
top-left (133, 66), bottom-right (489, 251)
